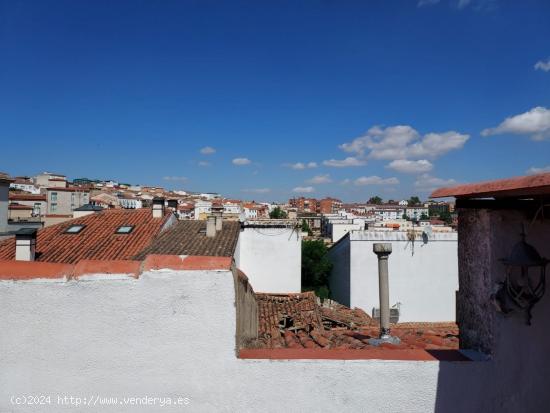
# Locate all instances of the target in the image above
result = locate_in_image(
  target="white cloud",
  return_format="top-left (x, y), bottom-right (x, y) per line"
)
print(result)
top-left (414, 174), bottom-right (457, 192)
top-left (242, 188), bottom-right (271, 194)
top-left (418, 0), bottom-right (440, 6)
top-left (340, 179), bottom-right (352, 185)
top-left (457, 0), bottom-right (472, 9)
top-left (292, 186), bottom-right (315, 193)
top-left (323, 157), bottom-right (367, 167)
top-left (526, 165), bottom-right (550, 175)
top-left (481, 106), bottom-right (550, 141)
top-left (284, 162), bottom-right (317, 170)
top-left (340, 125), bottom-right (469, 160)
top-left (232, 157), bottom-right (252, 166)
top-left (387, 159), bottom-right (433, 174)
top-left (200, 146), bottom-right (216, 155)
top-left (535, 59), bottom-right (550, 72)
top-left (354, 176), bottom-right (399, 186)
top-left (163, 176), bottom-right (188, 182)
top-left (198, 161), bottom-right (210, 167)
top-left (306, 174), bottom-right (332, 184)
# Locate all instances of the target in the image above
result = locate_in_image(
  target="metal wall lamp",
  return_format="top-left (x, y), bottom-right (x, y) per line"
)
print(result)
top-left (497, 232), bottom-right (548, 325)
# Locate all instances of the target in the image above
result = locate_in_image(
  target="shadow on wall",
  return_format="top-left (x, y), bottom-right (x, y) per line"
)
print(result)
top-left (434, 208), bottom-right (550, 413)
top-left (433, 305), bottom-right (550, 412)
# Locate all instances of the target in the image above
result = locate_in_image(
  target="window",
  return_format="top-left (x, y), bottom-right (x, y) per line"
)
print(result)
top-left (50, 203), bottom-right (57, 212)
top-left (115, 225), bottom-right (134, 234)
top-left (65, 225), bottom-right (85, 234)
top-left (50, 192), bottom-right (57, 202)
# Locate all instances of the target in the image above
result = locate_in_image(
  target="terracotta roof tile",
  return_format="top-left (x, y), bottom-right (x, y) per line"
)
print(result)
top-left (8, 194), bottom-right (47, 201)
top-left (254, 292), bottom-right (458, 351)
top-left (0, 209), bottom-right (172, 264)
top-left (431, 172), bottom-right (550, 199)
top-left (133, 220), bottom-right (240, 259)
top-left (8, 204), bottom-right (33, 210)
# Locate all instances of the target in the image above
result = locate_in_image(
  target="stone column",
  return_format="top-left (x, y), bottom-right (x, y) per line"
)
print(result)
top-left (369, 243), bottom-right (400, 345)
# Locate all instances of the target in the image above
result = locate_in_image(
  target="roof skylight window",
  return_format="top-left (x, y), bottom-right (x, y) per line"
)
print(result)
top-left (65, 225), bottom-right (85, 234)
top-left (116, 225), bottom-right (134, 234)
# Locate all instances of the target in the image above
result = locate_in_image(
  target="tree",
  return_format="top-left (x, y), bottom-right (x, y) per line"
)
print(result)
top-left (269, 206), bottom-right (287, 219)
top-left (439, 211), bottom-right (453, 225)
top-left (302, 240), bottom-right (333, 299)
top-left (368, 196), bottom-right (383, 205)
top-left (408, 196), bottom-right (421, 206)
top-left (420, 212), bottom-right (429, 220)
top-left (402, 213), bottom-right (409, 220)
top-left (301, 219), bottom-right (312, 236)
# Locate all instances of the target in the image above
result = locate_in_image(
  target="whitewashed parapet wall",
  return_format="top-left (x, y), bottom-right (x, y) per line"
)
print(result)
top-left (328, 230), bottom-right (458, 322)
top-left (1, 253), bottom-right (549, 412)
top-left (234, 226), bottom-right (302, 293)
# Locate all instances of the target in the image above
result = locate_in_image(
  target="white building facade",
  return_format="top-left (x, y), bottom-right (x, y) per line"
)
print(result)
top-left (10, 181), bottom-right (41, 194)
top-left (194, 200), bottom-right (212, 220)
top-left (118, 197), bottom-right (143, 209)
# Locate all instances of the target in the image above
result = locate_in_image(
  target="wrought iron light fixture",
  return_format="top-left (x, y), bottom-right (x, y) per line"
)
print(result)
top-left (497, 231), bottom-right (548, 325)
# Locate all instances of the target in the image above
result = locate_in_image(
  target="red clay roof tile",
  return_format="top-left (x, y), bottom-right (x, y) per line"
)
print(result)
top-left (254, 292), bottom-right (458, 351)
top-left (0, 209), bottom-right (172, 264)
top-left (431, 172), bottom-right (550, 199)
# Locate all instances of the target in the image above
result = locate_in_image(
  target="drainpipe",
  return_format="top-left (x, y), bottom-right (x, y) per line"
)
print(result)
top-left (368, 243), bottom-right (401, 346)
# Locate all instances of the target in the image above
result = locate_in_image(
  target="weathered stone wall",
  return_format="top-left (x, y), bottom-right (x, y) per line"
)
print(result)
top-left (457, 208), bottom-right (495, 353)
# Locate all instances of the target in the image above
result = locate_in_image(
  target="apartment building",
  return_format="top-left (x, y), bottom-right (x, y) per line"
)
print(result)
top-left (319, 197), bottom-right (343, 214)
top-left (427, 200), bottom-right (451, 216)
top-left (46, 187), bottom-right (90, 215)
top-left (372, 205), bottom-right (405, 221)
top-left (405, 206), bottom-right (429, 219)
top-left (34, 172), bottom-right (67, 188)
top-left (289, 197), bottom-right (318, 213)
top-left (8, 194), bottom-right (47, 217)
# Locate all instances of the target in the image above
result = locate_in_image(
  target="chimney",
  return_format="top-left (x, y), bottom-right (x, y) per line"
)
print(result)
top-left (206, 215), bottom-right (216, 237)
top-left (0, 174), bottom-right (14, 234)
top-left (152, 197), bottom-right (165, 218)
top-left (211, 203), bottom-right (224, 231)
top-left (167, 199), bottom-right (178, 211)
top-left (15, 228), bottom-right (37, 261)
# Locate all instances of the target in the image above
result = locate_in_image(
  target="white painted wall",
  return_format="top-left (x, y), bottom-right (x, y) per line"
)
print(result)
top-left (331, 223), bottom-right (362, 243)
top-left (9, 183), bottom-right (41, 194)
top-left (234, 226), bottom-right (301, 293)
top-left (1, 263), bottom-right (550, 412)
top-left (118, 198), bottom-right (143, 209)
top-left (194, 201), bottom-right (211, 220)
top-left (329, 230), bottom-right (458, 322)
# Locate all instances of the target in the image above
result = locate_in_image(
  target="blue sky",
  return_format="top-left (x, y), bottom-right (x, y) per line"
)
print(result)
top-left (1, 0), bottom-right (549, 202)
